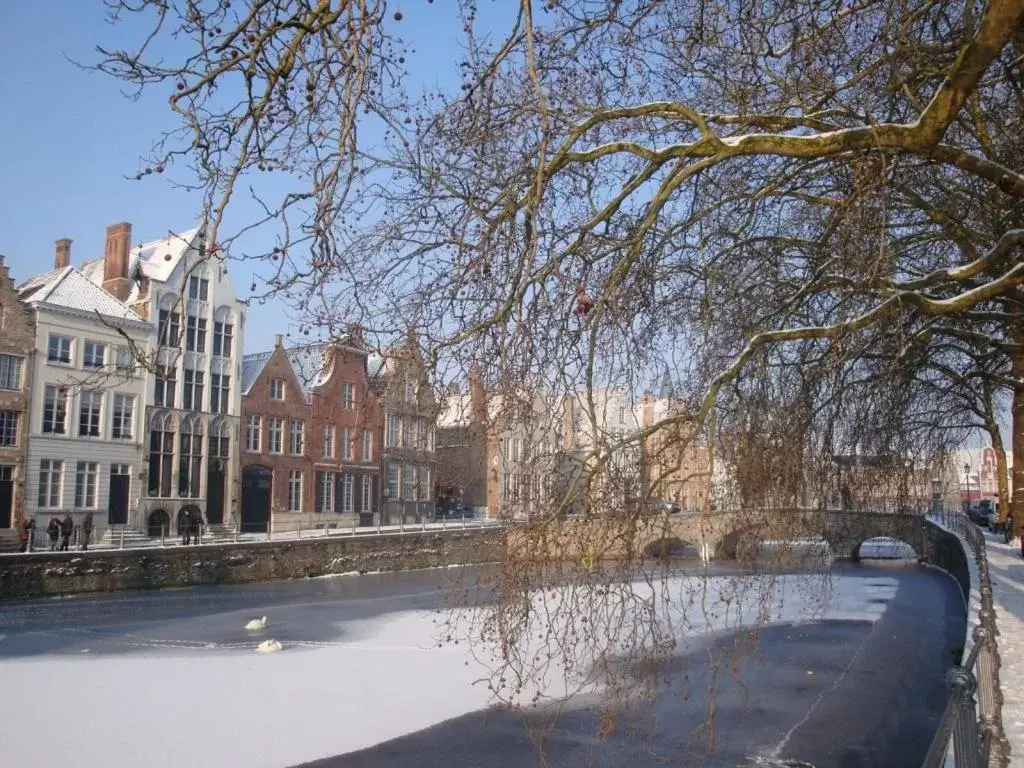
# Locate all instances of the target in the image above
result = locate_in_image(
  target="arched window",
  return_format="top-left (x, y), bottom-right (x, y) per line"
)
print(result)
top-left (213, 306), bottom-right (234, 358)
top-left (148, 411), bottom-right (175, 498)
top-left (209, 417), bottom-right (230, 459)
top-left (179, 416), bottom-right (204, 498)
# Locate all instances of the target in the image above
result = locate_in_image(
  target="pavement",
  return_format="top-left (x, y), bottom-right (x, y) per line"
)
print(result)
top-left (983, 532), bottom-right (1024, 767)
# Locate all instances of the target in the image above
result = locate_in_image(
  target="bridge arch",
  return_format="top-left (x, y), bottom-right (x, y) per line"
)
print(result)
top-left (852, 537), bottom-right (919, 562)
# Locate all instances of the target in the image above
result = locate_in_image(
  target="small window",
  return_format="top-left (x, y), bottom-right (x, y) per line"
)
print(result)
top-left (322, 425), bottom-right (335, 459)
top-left (188, 275), bottom-right (210, 301)
top-left (268, 418), bottom-right (284, 454)
top-left (83, 341), bottom-right (106, 369)
top-left (270, 378), bottom-right (285, 400)
top-left (0, 411), bottom-right (18, 447)
top-left (47, 334), bottom-right (72, 365)
top-left (0, 355), bottom-right (22, 390)
top-left (78, 391), bottom-right (103, 437)
top-left (246, 415), bottom-right (262, 452)
top-left (342, 382), bottom-right (354, 409)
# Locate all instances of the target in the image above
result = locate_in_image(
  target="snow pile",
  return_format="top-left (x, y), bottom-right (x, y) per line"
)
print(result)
top-left (0, 572), bottom-right (897, 768)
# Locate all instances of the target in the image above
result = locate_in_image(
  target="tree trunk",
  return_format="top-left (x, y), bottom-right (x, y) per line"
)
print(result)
top-left (1012, 344), bottom-right (1024, 538)
top-left (985, 419), bottom-right (1012, 525)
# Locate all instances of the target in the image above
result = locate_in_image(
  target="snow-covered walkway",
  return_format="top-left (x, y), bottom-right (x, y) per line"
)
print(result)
top-left (983, 533), bottom-right (1024, 767)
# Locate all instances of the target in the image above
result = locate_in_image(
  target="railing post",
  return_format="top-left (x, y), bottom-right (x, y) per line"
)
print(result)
top-left (949, 665), bottom-right (984, 768)
top-left (119, 527), bottom-right (125, 550)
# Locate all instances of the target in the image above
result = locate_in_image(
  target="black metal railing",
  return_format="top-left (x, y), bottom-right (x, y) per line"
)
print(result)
top-left (921, 510), bottom-right (1010, 768)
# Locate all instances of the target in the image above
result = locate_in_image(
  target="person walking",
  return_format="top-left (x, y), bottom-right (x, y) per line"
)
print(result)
top-left (191, 510), bottom-right (203, 544)
top-left (81, 512), bottom-right (94, 551)
top-left (181, 509), bottom-right (192, 545)
top-left (46, 518), bottom-right (60, 551)
top-left (59, 513), bottom-right (73, 552)
top-left (18, 516), bottom-right (34, 553)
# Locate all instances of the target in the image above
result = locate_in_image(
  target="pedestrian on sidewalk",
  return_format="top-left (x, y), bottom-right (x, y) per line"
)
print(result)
top-left (181, 509), bottom-right (192, 545)
top-left (46, 518), bottom-right (60, 550)
top-left (18, 516), bottom-right (34, 553)
top-left (59, 514), bottom-right (73, 551)
top-left (191, 510), bottom-right (203, 544)
top-left (81, 512), bottom-right (93, 551)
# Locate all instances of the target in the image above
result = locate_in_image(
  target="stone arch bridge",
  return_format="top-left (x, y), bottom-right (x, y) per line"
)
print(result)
top-left (525, 509), bottom-right (933, 564)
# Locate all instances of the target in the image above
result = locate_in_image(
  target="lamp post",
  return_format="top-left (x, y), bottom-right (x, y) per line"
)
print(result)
top-left (964, 462), bottom-right (972, 508)
top-left (381, 486), bottom-right (390, 528)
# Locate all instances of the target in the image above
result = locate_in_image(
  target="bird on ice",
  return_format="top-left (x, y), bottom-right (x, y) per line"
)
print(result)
top-left (244, 616), bottom-right (268, 631)
top-left (256, 639), bottom-right (282, 654)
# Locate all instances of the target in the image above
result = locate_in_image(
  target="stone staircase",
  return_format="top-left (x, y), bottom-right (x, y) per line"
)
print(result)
top-left (201, 524), bottom-right (240, 543)
top-left (0, 527), bottom-right (22, 553)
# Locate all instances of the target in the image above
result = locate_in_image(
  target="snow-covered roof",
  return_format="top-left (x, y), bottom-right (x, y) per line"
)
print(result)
top-left (79, 226), bottom-right (203, 302)
top-left (18, 266), bottom-right (146, 324)
top-left (241, 352), bottom-right (273, 395)
top-left (243, 338), bottom-right (370, 399)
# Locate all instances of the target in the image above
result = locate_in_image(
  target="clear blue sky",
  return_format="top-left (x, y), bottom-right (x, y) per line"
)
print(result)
top-left (0, 1), bottom-right (508, 352)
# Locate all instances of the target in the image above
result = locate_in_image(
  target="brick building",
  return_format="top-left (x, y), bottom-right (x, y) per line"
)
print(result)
top-left (0, 255), bottom-right (35, 534)
top-left (637, 392), bottom-right (711, 512)
top-left (241, 335), bottom-right (382, 532)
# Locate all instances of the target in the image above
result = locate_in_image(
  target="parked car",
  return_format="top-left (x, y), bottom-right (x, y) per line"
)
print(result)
top-left (648, 500), bottom-right (681, 515)
top-left (435, 501), bottom-right (473, 520)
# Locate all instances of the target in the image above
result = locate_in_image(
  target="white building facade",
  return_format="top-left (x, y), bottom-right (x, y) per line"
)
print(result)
top-left (19, 258), bottom-right (150, 542)
top-left (81, 223), bottom-right (246, 537)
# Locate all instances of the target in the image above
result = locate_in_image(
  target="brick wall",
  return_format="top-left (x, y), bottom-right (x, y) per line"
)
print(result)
top-left (0, 256), bottom-right (35, 529)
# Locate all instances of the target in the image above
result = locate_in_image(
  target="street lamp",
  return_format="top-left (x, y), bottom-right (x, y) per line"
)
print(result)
top-left (963, 463), bottom-right (972, 508)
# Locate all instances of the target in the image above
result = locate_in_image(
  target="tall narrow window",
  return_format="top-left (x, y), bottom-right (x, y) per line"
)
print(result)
top-left (0, 354), bottom-right (22, 389)
top-left (343, 474), bottom-right (354, 513)
top-left (213, 310), bottom-right (234, 357)
top-left (185, 314), bottom-right (207, 353)
top-left (209, 419), bottom-right (230, 459)
top-left (268, 418), bottom-right (284, 454)
top-left (246, 415), bottom-right (262, 452)
top-left (74, 462), bottom-right (99, 508)
top-left (361, 475), bottom-right (373, 512)
top-left (158, 309), bottom-right (181, 347)
top-left (38, 459), bottom-right (62, 508)
top-left (316, 471), bottom-right (334, 513)
top-left (387, 463), bottom-right (400, 499)
top-left (362, 430), bottom-right (372, 462)
top-left (288, 470), bottom-right (303, 511)
top-left (386, 413), bottom-right (399, 447)
top-left (112, 394), bottom-right (135, 440)
top-left (154, 365), bottom-right (176, 407)
top-left (188, 275), bottom-right (210, 301)
top-left (183, 368), bottom-right (204, 411)
top-left (401, 417), bottom-right (413, 449)
top-left (42, 385), bottom-right (68, 434)
top-left (403, 464), bottom-right (416, 500)
top-left (78, 390), bottom-right (103, 437)
top-left (342, 427), bottom-right (352, 461)
top-left (209, 373), bottom-right (230, 414)
top-left (342, 382), bottom-right (354, 409)
top-left (0, 411), bottom-right (17, 447)
top-left (419, 466), bottom-right (431, 502)
top-left (178, 418), bottom-right (203, 498)
top-left (322, 425), bottom-right (335, 459)
top-left (148, 414), bottom-right (175, 498)
top-left (290, 420), bottom-right (305, 455)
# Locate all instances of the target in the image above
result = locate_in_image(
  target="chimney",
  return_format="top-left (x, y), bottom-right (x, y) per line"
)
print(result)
top-left (55, 238), bottom-right (72, 270)
top-left (469, 365), bottom-right (487, 423)
top-left (274, 334), bottom-right (283, 348)
top-left (102, 222), bottom-right (133, 301)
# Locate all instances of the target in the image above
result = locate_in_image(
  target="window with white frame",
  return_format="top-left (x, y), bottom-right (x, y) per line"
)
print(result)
top-left (403, 464), bottom-right (415, 500)
top-left (78, 390), bottom-right (103, 437)
top-left (183, 368), bottom-right (204, 411)
top-left (288, 470), bottom-right (303, 511)
top-left (154, 365), bottom-right (176, 407)
top-left (0, 411), bottom-right (18, 446)
top-left (82, 341), bottom-right (106, 369)
top-left (401, 417), bottom-right (412, 449)
top-left (342, 382), bottom-right (354, 409)
top-left (188, 274), bottom-right (210, 301)
top-left (42, 385), bottom-right (68, 434)
top-left (290, 420), bottom-right (304, 455)
top-left (362, 475), bottom-right (373, 512)
top-left (213, 309), bottom-right (234, 357)
top-left (316, 471), bottom-right (334, 513)
top-left (270, 378), bottom-right (285, 400)
top-left (38, 459), bottom-right (62, 508)
top-left (246, 415), bottom-right (262, 452)
top-left (209, 373), bottom-right (230, 414)
top-left (74, 461), bottom-right (99, 508)
top-left (386, 413), bottom-right (399, 447)
top-left (47, 334), bottom-right (72, 364)
top-left (185, 314), bottom-right (207, 353)
top-left (341, 427), bottom-right (352, 461)
top-left (342, 473), bottom-right (354, 513)
top-left (0, 354), bottom-right (22, 390)
top-left (268, 418), bottom-right (283, 454)
top-left (387, 463), bottom-right (400, 499)
top-left (112, 395), bottom-right (134, 440)
top-left (362, 429), bottom-right (372, 462)
top-left (322, 425), bottom-right (335, 459)
top-left (116, 347), bottom-right (135, 375)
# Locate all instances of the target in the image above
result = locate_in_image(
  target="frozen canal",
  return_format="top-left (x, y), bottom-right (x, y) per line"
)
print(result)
top-left (0, 561), bottom-right (965, 768)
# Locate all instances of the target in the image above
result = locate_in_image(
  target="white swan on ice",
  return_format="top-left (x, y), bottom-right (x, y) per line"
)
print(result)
top-left (244, 616), bottom-right (268, 631)
top-left (256, 639), bottom-right (282, 654)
